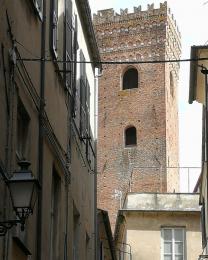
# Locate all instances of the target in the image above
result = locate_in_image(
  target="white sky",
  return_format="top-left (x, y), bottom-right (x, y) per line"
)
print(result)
top-left (89, 0), bottom-right (208, 192)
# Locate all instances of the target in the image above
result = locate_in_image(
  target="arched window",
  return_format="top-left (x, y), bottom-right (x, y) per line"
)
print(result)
top-left (125, 126), bottom-right (137, 146)
top-left (122, 68), bottom-right (138, 90)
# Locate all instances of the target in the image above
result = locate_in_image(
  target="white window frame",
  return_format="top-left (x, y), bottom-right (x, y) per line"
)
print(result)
top-left (161, 227), bottom-right (185, 260)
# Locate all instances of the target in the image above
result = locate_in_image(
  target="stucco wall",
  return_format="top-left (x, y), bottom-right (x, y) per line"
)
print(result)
top-left (117, 211), bottom-right (201, 260)
top-left (0, 0), bottom-right (97, 259)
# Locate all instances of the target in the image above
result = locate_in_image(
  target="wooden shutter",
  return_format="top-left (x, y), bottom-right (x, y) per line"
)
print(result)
top-left (71, 15), bottom-right (78, 117)
top-left (51, 0), bottom-right (58, 57)
top-left (201, 200), bottom-right (207, 248)
top-left (65, 0), bottom-right (73, 88)
top-left (33, 0), bottom-right (42, 13)
top-left (80, 50), bottom-right (86, 137)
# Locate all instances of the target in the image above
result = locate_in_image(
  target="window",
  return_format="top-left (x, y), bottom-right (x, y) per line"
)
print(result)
top-left (201, 199), bottom-right (207, 248)
top-left (99, 242), bottom-right (104, 260)
top-left (80, 50), bottom-right (89, 137)
top-left (51, 0), bottom-right (58, 57)
top-left (78, 50), bottom-right (95, 169)
top-left (73, 207), bottom-right (80, 260)
top-left (161, 228), bottom-right (185, 260)
top-left (32, 0), bottom-right (43, 19)
top-left (66, 50), bottom-right (72, 87)
top-left (85, 233), bottom-right (90, 260)
top-left (50, 167), bottom-right (61, 260)
top-left (125, 126), bottom-right (137, 146)
top-left (16, 99), bottom-right (30, 160)
top-left (122, 68), bottom-right (138, 90)
top-left (65, 0), bottom-right (73, 88)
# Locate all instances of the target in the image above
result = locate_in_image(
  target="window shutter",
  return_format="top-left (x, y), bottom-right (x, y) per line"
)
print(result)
top-left (65, 0), bottom-right (73, 88)
top-left (33, 0), bottom-right (43, 13)
top-left (71, 15), bottom-right (78, 117)
top-left (85, 79), bottom-right (90, 161)
top-left (80, 50), bottom-right (86, 137)
top-left (80, 80), bottom-right (87, 138)
top-left (51, 0), bottom-right (58, 57)
top-left (201, 200), bottom-right (207, 248)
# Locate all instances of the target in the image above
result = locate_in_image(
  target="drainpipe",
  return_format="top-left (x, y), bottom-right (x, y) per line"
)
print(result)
top-left (204, 69), bottom-right (208, 255)
top-left (201, 67), bottom-right (208, 254)
top-left (94, 72), bottom-right (97, 260)
top-left (94, 69), bottom-right (102, 260)
top-left (36, 1), bottom-right (46, 259)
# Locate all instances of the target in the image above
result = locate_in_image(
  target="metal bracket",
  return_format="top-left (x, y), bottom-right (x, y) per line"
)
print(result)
top-left (0, 220), bottom-right (21, 236)
top-left (199, 255), bottom-right (208, 259)
top-left (201, 69), bottom-right (208, 75)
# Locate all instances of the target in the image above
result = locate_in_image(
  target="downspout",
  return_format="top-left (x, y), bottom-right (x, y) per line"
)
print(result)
top-left (4, 46), bottom-right (16, 260)
top-left (200, 66), bottom-right (208, 253)
top-left (204, 69), bottom-right (208, 254)
top-left (2, 25), bottom-right (17, 258)
top-left (37, 1), bottom-right (46, 259)
top-left (1, 43), bottom-right (10, 260)
top-left (94, 69), bottom-right (103, 260)
top-left (94, 69), bottom-right (98, 260)
top-left (94, 142), bottom-right (97, 260)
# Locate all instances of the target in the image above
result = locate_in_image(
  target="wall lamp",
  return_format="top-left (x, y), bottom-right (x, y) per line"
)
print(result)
top-left (0, 160), bottom-right (40, 236)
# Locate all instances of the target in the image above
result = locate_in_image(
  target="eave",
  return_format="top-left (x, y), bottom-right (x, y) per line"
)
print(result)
top-left (75, 0), bottom-right (102, 70)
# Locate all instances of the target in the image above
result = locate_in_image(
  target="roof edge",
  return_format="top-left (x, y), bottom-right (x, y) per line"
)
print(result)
top-left (75, 0), bottom-right (102, 69)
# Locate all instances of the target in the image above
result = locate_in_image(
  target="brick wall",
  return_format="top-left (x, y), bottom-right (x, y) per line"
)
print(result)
top-left (94, 2), bottom-right (181, 228)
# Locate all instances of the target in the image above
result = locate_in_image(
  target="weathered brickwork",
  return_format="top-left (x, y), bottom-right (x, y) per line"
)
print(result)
top-left (93, 2), bottom-right (181, 228)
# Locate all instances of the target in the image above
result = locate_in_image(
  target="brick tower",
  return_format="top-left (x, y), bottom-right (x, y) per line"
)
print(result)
top-left (93, 2), bottom-right (181, 227)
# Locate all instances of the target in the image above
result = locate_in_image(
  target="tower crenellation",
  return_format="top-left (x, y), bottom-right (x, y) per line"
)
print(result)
top-left (93, 2), bottom-right (169, 25)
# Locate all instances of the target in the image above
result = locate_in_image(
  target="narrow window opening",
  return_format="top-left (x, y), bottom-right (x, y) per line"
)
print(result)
top-left (123, 68), bottom-right (138, 90)
top-left (16, 99), bottom-right (30, 160)
top-left (73, 206), bottom-right (80, 260)
top-left (125, 127), bottom-right (137, 146)
top-left (50, 167), bottom-right (61, 260)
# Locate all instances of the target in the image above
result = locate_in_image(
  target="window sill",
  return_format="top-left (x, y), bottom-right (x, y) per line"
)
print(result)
top-left (122, 87), bottom-right (138, 91)
top-left (124, 145), bottom-right (137, 149)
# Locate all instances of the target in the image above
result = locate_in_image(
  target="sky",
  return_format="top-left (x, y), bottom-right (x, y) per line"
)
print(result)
top-left (89, 0), bottom-right (208, 192)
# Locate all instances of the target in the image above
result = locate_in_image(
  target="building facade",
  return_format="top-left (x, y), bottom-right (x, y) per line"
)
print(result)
top-left (115, 193), bottom-right (202, 260)
top-left (0, 0), bottom-right (100, 259)
top-left (97, 209), bottom-right (117, 260)
top-left (93, 2), bottom-right (181, 227)
top-left (189, 45), bottom-right (208, 259)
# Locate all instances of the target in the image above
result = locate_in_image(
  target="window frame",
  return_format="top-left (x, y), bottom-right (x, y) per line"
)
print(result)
top-left (16, 98), bottom-right (31, 161)
top-left (50, 0), bottom-right (59, 59)
top-left (161, 227), bottom-right (186, 260)
top-left (52, 9), bottom-right (58, 57)
top-left (124, 126), bottom-right (137, 147)
top-left (32, 0), bottom-right (43, 20)
top-left (50, 166), bottom-right (61, 260)
top-left (122, 66), bottom-right (139, 90)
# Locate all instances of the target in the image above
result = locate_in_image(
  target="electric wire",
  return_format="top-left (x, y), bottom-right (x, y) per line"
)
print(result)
top-left (17, 56), bottom-right (208, 65)
top-left (15, 39), bottom-right (40, 59)
top-left (5, 32), bottom-right (204, 174)
top-left (13, 41), bottom-right (208, 65)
